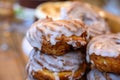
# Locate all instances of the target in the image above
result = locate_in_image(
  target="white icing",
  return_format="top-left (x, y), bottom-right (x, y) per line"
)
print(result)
top-left (27, 49), bottom-right (84, 80)
top-left (69, 70), bottom-right (75, 80)
top-left (60, 7), bottom-right (68, 20)
top-left (103, 61), bottom-right (107, 65)
top-left (27, 18), bottom-right (86, 50)
top-left (87, 33), bottom-right (120, 62)
top-left (54, 72), bottom-right (60, 80)
top-left (22, 37), bottom-right (33, 56)
top-left (91, 60), bottom-right (94, 64)
top-left (87, 69), bottom-right (106, 80)
top-left (35, 7), bottom-right (47, 19)
top-left (108, 73), bottom-right (120, 80)
top-left (87, 69), bottom-right (120, 80)
top-left (67, 41), bottom-right (77, 47)
top-left (34, 49), bottom-right (82, 72)
top-left (60, 2), bottom-right (110, 38)
top-left (26, 61), bottom-right (35, 80)
top-left (26, 25), bottom-right (42, 50)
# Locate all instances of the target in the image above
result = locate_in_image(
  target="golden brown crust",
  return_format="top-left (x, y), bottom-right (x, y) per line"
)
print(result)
top-left (41, 34), bottom-right (86, 55)
top-left (27, 18), bottom-right (87, 55)
top-left (90, 54), bottom-right (120, 74)
top-left (32, 62), bottom-right (86, 80)
top-left (56, 33), bottom-right (87, 46)
top-left (41, 40), bottom-right (72, 56)
top-left (35, 1), bottom-right (71, 20)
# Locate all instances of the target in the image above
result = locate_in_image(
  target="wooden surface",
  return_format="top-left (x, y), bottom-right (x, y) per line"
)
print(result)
top-left (0, 18), bottom-right (28, 80)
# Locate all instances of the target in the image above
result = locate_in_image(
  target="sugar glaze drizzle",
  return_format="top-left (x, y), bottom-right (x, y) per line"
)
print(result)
top-left (87, 33), bottom-right (120, 62)
top-left (61, 2), bottom-right (110, 38)
top-left (27, 49), bottom-right (84, 80)
top-left (26, 18), bottom-right (87, 50)
top-left (87, 69), bottom-right (120, 80)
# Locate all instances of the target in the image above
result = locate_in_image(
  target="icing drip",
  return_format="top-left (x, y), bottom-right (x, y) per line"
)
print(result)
top-left (54, 72), bottom-right (59, 80)
top-left (26, 62), bottom-right (35, 80)
top-left (61, 2), bottom-right (110, 38)
top-left (87, 69), bottom-right (106, 80)
top-left (26, 18), bottom-right (52, 50)
top-left (68, 70), bottom-right (75, 80)
top-left (87, 69), bottom-right (120, 80)
top-left (27, 49), bottom-right (83, 80)
top-left (108, 73), bottom-right (120, 80)
top-left (26, 18), bottom-right (86, 50)
top-left (29, 49), bottom-right (83, 72)
top-left (87, 33), bottom-right (120, 62)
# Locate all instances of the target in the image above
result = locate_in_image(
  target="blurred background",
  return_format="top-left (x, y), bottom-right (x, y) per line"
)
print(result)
top-left (0, 0), bottom-right (120, 80)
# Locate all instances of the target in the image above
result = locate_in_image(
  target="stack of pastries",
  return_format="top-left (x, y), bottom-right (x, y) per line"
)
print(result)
top-left (26, 1), bottom-right (120, 80)
top-left (26, 18), bottom-right (87, 80)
